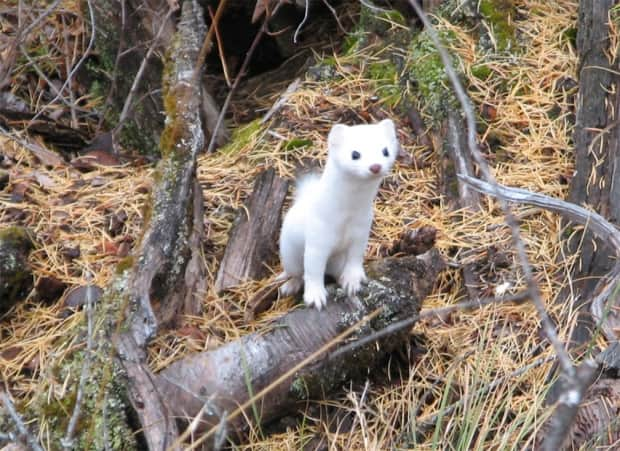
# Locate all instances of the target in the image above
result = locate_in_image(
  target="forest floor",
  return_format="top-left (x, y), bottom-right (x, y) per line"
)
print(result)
top-left (0, 0), bottom-right (594, 449)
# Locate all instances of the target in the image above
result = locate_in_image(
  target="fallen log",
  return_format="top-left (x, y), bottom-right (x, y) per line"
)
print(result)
top-left (157, 249), bottom-right (445, 449)
top-left (15, 3), bottom-right (209, 450)
top-left (215, 168), bottom-right (289, 292)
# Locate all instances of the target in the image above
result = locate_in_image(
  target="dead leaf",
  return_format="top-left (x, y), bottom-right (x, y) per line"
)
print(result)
top-left (29, 145), bottom-right (65, 167)
top-left (71, 149), bottom-right (121, 171)
top-left (1, 346), bottom-right (23, 361)
top-left (33, 171), bottom-right (56, 189)
top-left (35, 276), bottom-right (67, 304)
top-left (63, 285), bottom-right (104, 310)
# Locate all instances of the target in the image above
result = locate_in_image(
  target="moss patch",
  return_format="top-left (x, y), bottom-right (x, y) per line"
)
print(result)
top-left (408, 29), bottom-right (459, 122)
top-left (219, 119), bottom-right (263, 155)
top-left (479, 0), bottom-right (517, 52)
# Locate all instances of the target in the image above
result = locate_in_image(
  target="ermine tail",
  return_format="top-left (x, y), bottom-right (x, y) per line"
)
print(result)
top-left (294, 172), bottom-right (321, 202)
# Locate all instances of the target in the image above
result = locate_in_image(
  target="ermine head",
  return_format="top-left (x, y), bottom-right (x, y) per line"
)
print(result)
top-left (327, 119), bottom-right (398, 180)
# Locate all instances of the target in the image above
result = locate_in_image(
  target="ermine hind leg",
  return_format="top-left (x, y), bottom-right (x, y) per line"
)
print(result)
top-left (277, 271), bottom-right (303, 297)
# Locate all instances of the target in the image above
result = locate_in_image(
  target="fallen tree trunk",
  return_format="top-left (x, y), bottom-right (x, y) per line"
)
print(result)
top-left (157, 249), bottom-right (445, 449)
top-left (13, 3), bottom-right (209, 450)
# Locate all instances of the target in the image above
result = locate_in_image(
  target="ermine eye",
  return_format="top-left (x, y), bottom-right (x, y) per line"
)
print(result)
top-left (351, 151), bottom-right (361, 160)
top-left (382, 147), bottom-right (389, 157)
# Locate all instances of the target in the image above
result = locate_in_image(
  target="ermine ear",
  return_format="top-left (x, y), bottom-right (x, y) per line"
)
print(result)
top-left (328, 124), bottom-right (348, 149)
top-left (379, 119), bottom-right (396, 139)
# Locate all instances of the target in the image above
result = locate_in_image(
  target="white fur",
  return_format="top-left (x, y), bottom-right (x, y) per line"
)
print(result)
top-left (278, 119), bottom-right (399, 309)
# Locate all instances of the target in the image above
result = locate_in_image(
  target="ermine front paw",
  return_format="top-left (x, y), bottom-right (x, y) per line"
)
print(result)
top-left (303, 282), bottom-right (328, 310)
top-left (339, 267), bottom-right (367, 296)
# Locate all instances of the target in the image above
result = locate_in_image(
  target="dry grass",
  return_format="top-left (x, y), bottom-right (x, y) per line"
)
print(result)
top-left (0, 0), bottom-right (588, 449)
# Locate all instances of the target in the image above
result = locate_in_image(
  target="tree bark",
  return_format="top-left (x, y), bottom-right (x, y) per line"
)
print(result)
top-left (562, 0), bottom-right (620, 349)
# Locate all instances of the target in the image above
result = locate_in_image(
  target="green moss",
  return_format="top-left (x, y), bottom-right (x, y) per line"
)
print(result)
top-left (562, 27), bottom-right (577, 48)
top-left (367, 60), bottom-right (402, 107)
top-left (115, 256), bottom-right (135, 274)
top-left (471, 63), bottom-right (492, 80)
top-left (283, 138), bottom-right (313, 151)
top-left (344, 6), bottom-right (408, 55)
top-left (479, 0), bottom-right (517, 52)
top-left (0, 226), bottom-right (33, 248)
top-left (408, 30), bottom-right (459, 122)
top-left (219, 119), bottom-right (263, 155)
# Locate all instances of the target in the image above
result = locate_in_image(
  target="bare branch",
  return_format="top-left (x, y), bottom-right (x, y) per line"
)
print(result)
top-left (406, 0), bottom-right (574, 376)
top-left (0, 391), bottom-right (45, 451)
top-left (459, 175), bottom-right (620, 342)
top-left (540, 360), bottom-right (599, 451)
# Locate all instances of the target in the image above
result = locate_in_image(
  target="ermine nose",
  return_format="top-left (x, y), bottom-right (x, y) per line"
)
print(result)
top-left (369, 164), bottom-right (382, 174)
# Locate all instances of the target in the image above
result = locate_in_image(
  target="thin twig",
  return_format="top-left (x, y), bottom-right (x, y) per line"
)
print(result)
top-left (0, 391), bottom-right (45, 451)
top-left (208, 5), bottom-right (231, 87)
top-left (0, 0), bottom-right (63, 88)
top-left (113, 7), bottom-right (175, 137)
top-left (406, 0), bottom-right (574, 376)
top-left (293, 0), bottom-right (310, 43)
top-left (321, 0), bottom-right (347, 35)
top-left (61, 14), bottom-right (78, 128)
top-left (191, 0), bottom-right (228, 85)
top-left (206, 3), bottom-right (283, 152)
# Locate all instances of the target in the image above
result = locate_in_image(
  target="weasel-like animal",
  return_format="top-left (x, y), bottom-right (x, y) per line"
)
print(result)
top-left (278, 119), bottom-right (399, 309)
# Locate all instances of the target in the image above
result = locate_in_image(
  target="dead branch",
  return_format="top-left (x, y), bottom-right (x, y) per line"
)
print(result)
top-left (460, 175), bottom-right (620, 344)
top-left (537, 360), bottom-right (600, 450)
top-left (109, 2), bottom-right (208, 449)
top-left (157, 250), bottom-right (445, 449)
top-left (215, 168), bottom-right (289, 292)
top-left (458, 176), bottom-right (620, 251)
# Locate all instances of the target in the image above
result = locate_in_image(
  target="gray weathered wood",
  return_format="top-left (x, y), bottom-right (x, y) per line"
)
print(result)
top-left (215, 168), bottom-right (289, 292)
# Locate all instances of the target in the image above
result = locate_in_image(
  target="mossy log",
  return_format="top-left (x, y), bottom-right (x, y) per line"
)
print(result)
top-left (13, 3), bottom-right (209, 450)
top-left (0, 226), bottom-right (33, 315)
top-left (156, 249), bottom-right (444, 449)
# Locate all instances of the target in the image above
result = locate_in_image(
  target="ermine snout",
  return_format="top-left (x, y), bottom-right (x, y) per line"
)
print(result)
top-left (369, 164), bottom-right (382, 174)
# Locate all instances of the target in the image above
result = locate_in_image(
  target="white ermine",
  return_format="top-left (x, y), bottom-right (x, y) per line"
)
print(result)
top-left (278, 119), bottom-right (399, 309)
